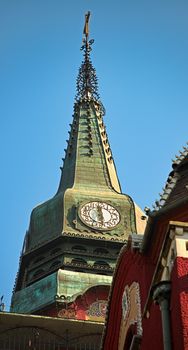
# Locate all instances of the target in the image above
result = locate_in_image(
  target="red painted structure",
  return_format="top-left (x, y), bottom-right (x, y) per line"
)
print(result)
top-left (39, 285), bottom-right (109, 322)
top-left (102, 153), bottom-right (188, 350)
top-left (171, 257), bottom-right (188, 350)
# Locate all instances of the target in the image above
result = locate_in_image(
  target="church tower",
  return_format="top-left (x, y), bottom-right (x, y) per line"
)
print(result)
top-left (9, 13), bottom-right (144, 348)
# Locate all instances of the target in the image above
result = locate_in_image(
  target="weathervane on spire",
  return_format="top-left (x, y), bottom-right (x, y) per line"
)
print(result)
top-left (75, 11), bottom-right (101, 105)
top-left (81, 11), bottom-right (94, 55)
top-left (75, 13), bottom-right (105, 114)
top-left (83, 11), bottom-right (90, 41)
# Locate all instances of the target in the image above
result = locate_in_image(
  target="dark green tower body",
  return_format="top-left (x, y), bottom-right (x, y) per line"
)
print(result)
top-left (11, 95), bottom-right (137, 316)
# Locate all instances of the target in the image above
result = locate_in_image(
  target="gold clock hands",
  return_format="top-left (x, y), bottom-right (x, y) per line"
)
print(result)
top-left (96, 205), bottom-right (104, 225)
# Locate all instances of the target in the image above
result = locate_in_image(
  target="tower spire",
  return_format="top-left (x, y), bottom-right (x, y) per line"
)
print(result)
top-left (9, 17), bottom-right (140, 347)
top-left (56, 12), bottom-right (120, 194)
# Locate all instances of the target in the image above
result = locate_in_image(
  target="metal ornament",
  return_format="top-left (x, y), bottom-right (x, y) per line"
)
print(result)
top-left (75, 12), bottom-right (105, 115)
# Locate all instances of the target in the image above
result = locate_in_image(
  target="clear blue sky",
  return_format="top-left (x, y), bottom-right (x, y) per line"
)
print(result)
top-left (1, 0), bottom-right (188, 310)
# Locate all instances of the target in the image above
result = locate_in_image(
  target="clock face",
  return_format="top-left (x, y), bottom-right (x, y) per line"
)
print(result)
top-left (79, 201), bottom-right (120, 230)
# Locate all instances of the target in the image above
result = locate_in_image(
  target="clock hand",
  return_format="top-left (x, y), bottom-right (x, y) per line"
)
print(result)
top-left (96, 205), bottom-right (104, 224)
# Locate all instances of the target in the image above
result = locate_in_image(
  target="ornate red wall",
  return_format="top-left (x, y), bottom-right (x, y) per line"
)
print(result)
top-left (103, 248), bottom-right (164, 349)
top-left (171, 257), bottom-right (188, 350)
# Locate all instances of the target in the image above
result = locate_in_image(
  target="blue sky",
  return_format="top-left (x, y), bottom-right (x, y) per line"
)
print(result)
top-left (1, 0), bottom-right (188, 309)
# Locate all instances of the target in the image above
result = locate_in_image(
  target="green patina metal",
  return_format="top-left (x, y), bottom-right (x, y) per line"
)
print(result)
top-left (57, 270), bottom-right (112, 301)
top-left (27, 100), bottom-right (136, 251)
top-left (12, 99), bottom-right (136, 314)
top-left (63, 188), bottom-right (135, 239)
top-left (11, 270), bottom-right (112, 313)
top-left (11, 272), bottom-right (57, 314)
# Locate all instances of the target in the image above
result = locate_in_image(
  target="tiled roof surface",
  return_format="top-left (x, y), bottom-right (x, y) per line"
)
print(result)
top-left (152, 144), bottom-right (188, 212)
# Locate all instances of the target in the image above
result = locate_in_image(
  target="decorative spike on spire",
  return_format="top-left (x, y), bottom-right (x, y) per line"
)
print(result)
top-left (75, 12), bottom-right (105, 114)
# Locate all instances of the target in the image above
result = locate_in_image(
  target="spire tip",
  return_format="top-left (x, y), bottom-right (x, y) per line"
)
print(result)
top-left (83, 11), bottom-right (91, 41)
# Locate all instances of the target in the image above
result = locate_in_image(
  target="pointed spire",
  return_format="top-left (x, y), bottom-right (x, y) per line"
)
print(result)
top-left (75, 12), bottom-right (105, 114)
top-left (56, 12), bottom-right (121, 194)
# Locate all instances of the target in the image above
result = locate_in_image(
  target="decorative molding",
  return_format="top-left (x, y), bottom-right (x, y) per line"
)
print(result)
top-left (122, 285), bottom-right (130, 321)
top-left (119, 282), bottom-right (142, 350)
top-left (58, 303), bottom-right (76, 319)
top-left (63, 231), bottom-right (127, 243)
top-left (86, 300), bottom-right (107, 318)
top-left (64, 261), bottom-right (113, 272)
